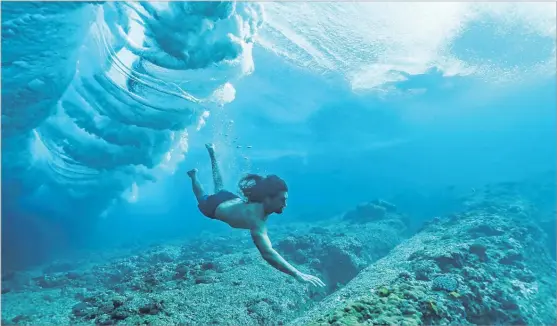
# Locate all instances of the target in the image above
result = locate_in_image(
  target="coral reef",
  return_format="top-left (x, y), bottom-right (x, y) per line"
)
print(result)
top-left (290, 187), bottom-right (557, 326)
top-left (1, 179), bottom-right (555, 326)
top-left (0, 201), bottom-right (407, 325)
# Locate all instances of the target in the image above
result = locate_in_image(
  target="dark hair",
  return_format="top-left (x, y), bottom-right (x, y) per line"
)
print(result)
top-left (238, 174), bottom-right (288, 203)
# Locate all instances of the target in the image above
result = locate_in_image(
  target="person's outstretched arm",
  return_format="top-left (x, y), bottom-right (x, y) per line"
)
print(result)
top-left (250, 225), bottom-right (325, 287)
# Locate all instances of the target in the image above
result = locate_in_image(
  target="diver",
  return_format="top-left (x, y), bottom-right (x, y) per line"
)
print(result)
top-left (187, 143), bottom-right (325, 288)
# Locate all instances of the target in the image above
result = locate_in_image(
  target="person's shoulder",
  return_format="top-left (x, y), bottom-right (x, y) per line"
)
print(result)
top-left (243, 201), bottom-right (261, 210)
top-left (245, 204), bottom-right (265, 226)
top-left (250, 218), bottom-right (267, 235)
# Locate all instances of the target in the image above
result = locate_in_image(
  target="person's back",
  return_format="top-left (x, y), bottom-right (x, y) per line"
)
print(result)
top-left (213, 199), bottom-right (262, 229)
top-left (187, 143), bottom-right (325, 288)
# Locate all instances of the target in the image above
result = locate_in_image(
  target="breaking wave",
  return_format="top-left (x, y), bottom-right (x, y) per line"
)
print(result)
top-left (1, 1), bottom-right (555, 220)
top-left (2, 2), bottom-right (263, 216)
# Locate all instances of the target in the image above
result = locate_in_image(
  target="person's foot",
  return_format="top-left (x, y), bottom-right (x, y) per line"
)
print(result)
top-left (187, 168), bottom-right (198, 178)
top-left (205, 143), bottom-right (215, 154)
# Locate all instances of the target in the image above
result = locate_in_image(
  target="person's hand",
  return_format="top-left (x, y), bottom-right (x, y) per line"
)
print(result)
top-left (295, 272), bottom-right (326, 287)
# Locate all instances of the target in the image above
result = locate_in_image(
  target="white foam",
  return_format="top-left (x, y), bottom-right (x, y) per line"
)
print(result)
top-left (259, 2), bottom-right (556, 91)
top-left (24, 2), bottom-right (263, 207)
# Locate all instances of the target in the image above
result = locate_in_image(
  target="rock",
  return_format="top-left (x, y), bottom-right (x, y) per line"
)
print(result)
top-left (499, 250), bottom-right (523, 265)
top-left (199, 259), bottom-right (227, 273)
top-left (95, 315), bottom-right (113, 325)
top-left (469, 224), bottom-right (505, 237)
top-left (469, 243), bottom-right (488, 261)
top-left (277, 237), bottom-right (297, 253)
top-left (34, 274), bottom-right (69, 288)
top-left (431, 275), bottom-right (459, 292)
top-left (398, 271), bottom-right (412, 280)
top-left (344, 203), bottom-right (387, 223)
top-left (174, 263), bottom-right (189, 279)
top-left (238, 256), bottom-right (254, 265)
top-left (412, 260), bottom-right (439, 281)
top-left (292, 249), bottom-right (307, 264)
top-left (112, 296), bottom-right (125, 308)
top-left (309, 258), bottom-right (322, 270)
top-left (72, 302), bottom-right (91, 317)
top-left (43, 260), bottom-right (75, 274)
top-left (11, 315), bottom-right (31, 324)
top-left (149, 250), bottom-right (177, 264)
top-left (195, 275), bottom-right (217, 284)
top-left (138, 301), bottom-right (163, 315)
top-left (371, 199), bottom-right (397, 212)
top-left (111, 309), bottom-right (129, 320)
top-left (432, 250), bottom-right (467, 272)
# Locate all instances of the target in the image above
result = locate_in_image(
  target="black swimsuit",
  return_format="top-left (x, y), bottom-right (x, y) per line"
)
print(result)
top-left (197, 190), bottom-right (240, 218)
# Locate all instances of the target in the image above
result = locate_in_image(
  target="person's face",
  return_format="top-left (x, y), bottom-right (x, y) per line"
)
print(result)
top-left (264, 191), bottom-right (288, 214)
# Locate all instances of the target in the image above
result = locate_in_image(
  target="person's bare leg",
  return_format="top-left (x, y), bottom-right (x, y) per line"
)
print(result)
top-left (187, 168), bottom-right (206, 203)
top-left (206, 143), bottom-right (224, 192)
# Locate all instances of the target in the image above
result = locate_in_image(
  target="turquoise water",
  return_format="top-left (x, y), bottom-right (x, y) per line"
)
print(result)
top-left (1, 2), bottom-right (556, 325)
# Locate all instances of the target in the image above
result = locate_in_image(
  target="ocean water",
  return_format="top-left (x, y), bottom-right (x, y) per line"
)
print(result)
top-left (1, 1), bottom-right (556, 325)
